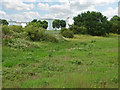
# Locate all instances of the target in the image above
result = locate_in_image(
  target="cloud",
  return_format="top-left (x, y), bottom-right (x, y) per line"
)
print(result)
top-left (22, 0), bottom-right (36, 2)
top-left (0, 10), bottom-right (6, 18)
top-left (2, 11), bottom-right (40, 22)
top-left (2, 0), bottom-right (34, 11)
top-left (102, 7), bottom-right (118, 20)
top-left (38, 3), bottom-right (49, 10)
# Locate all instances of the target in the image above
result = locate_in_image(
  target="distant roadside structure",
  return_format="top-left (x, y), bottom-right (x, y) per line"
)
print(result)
top-left (118, 1), bottom-right (120, 17)
top-left (40, 18), bottom-right (54, 30)
top-left (8, 19), bottom-right (29, 28)
top-left (8, 17), bottom-right (72, 30)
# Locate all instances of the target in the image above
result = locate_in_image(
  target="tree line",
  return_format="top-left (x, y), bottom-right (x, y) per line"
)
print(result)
top-left (1, 11), bottom-right (120, 37)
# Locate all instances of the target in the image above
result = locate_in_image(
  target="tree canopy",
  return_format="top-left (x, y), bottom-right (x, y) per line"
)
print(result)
top-left (27, 19), bottom-right (48, 29)
top-left (0, 19), bottom-right (9, 25)
top-left (53, 19), bottom-right (66, 29)
top-left (109, 15), bottom-right (120, 34)
top-left (73, 11), bottom-right (110, 36)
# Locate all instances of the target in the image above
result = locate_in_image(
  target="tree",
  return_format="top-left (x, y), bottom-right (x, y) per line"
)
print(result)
top-left (31, 19), bottom-right (37, 23)
top-left (73, 11), bottom-right (110, 36)
top-left (27, 19), bottom-right (48, 29)
top-left (110, 15), bottom-right (120, 34)
top-left (60, 20), bottom-right (66, 28)
top-left (0, 19), bottom-right (8, 25)
top-left (42, 20), bottom-right (48, 29)
top-left (52, 19), bottom-right (60, 29)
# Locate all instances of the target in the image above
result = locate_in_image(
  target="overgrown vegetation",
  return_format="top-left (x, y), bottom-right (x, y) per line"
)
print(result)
top-left (1, 11), bottom-right (119, 88)
top-left (73, 11), bottom-right (110, 36)
top-left (2, 32), bottom-right (118, 88)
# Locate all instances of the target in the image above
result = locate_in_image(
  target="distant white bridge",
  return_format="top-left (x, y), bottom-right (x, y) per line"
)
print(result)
top-left (8, 17), bottom-right (71, 30)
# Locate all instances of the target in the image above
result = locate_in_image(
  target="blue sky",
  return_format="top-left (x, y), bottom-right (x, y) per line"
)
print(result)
top-left (0, 0), bottom-right (119, 22)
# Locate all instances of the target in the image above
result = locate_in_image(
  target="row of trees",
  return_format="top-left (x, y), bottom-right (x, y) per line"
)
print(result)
top-left (60, 11), bottom-right (120, 38)
top-left (1, 11), bottom-right (120, 37)
top-left (70, 11), bottom-right (120, 36)
top-left (28, 19), bottom-right (48, 29)
top-left (30, 19), bottom-right (66, 30)
top-left (52, 19), bottom-right (66, 29)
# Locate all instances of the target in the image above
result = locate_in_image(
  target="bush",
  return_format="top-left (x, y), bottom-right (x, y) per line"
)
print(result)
top-left (9, 25), bottom-right (23, 33)
top-left (24, 25), bottom-right (58, 42)
top-left (2, 25), bottom-right (12, 35)
top-left (69, 25), bottom-right (87, 34)
top-left (43, 34), bottom-right (58, 43)
top-left (60, 28), bottom-right (68, 34)
top-left (62, 30), bottom-right (74, 38)
top-left (24, 25), bottom-right (45, 41)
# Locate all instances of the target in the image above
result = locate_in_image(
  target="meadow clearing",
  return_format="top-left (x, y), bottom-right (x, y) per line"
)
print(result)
top-left (2, 31), bottom-right (118, 88)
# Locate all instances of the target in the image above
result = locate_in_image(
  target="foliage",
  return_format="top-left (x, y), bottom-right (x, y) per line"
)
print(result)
top-left (27, 19), bottom-right (48, 29)
top-left (73, 11), bottom-right (110, 36)
top-left (42, 20), bottom-right (48, 29)
top-left (31, 19), bottom-right (37, 23)
top-left (60, 28), bottom-right (68, 34)
top-left (0, 19), bottom-right (8, 25)
top-left (52, 19), bottom-right (60, 29)
top-left (2, 33), bottom-right (118, 88)
top-left (109, 15), bottom-right (120, 34)
top-left (60, 20), bottom-right (66, 28)
top-left (24, 25), bottom-right (58, 42)
top-left (9, 25), bottom-right (23, 33)
top-left (53, 19), bottom-right (66, 29)
top-left (2, 25), bottom-right (12, 35)
top-left (62, 29), bottom-right (74, 38)
top-left (69, 25), bottom-right (87, 34)
top-left (24, 25), bottom-right (46, 41)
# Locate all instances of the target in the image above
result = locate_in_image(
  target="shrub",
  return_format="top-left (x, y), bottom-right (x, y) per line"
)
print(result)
top-left (9, 25), bottom-right (23, 33)
top-left (69, 25), bottom-right (81, 34)
top-left (24, 25), bottom-right (58, 42)
top-left (62, 30), bottom-right (74, 38)
top-left (60, 28), bottom-right (68, 34)
top-left (24, 25), bottom-right (45, 41)
top-left (2, 25), bottom-right (11, 35)
top-left (69, 25), bottom-right (87, 34)
top-left (43, 34), bottom-right (58, 43)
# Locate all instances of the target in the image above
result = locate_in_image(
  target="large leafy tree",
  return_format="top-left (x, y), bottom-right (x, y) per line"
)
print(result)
top-left (60, 20), bottom-right (66, 28)
top-left (0, 19), bottom-right (8, 25)
top-left (52, 19), bottom-right (60, 29)
top-left (110, 15), bottom-right (120, 34)
top-left (73, 11), bottom-right (110, 36)
top-left (27, 19), bottom-right (48, 29)
top-left (42, 20), bottom-right (48, 29)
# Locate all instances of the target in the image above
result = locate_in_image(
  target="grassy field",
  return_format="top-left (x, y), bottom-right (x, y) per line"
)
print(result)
top-left (2, 31), bottom-right (118, 88)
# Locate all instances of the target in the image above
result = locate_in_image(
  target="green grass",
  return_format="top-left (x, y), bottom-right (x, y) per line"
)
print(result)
top-left (2, 33), bottom-right (118, 88)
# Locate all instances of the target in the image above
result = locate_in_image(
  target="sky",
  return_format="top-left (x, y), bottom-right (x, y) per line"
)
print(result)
top-left (0, 0), bottom-right (119, 23)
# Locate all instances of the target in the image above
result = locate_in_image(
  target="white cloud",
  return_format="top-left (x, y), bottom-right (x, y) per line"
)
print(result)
top-left (102, 7), bottom-right (118, 20)
top-left (2, 0), bottom-right (34, 11)
top-left (22, 0), bottom-right (36, 2)
top-left (38, 3), bottom-right (49, 10)
top-left (0, 10), bottom-right (6, 18)
top-left (2, 11), bottom-right (40, 22)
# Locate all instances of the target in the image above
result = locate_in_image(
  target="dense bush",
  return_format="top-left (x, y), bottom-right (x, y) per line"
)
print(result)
top-left (2, 25), bottom-right (12, 35)
top-left (73, 11), bottom-right (110, 36)
top-left (9, 25), bottom-right (23, 33)
top-left (60, 28), bottom-right (68, 34)
top-left (62, 30), bottom-right (74, 38)
top-left (24, 25), bottom-right (46, 41)
top-left (24, 25), bottom-right (58, 42)
top-left (69, 25), bottom-right (87, 34)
